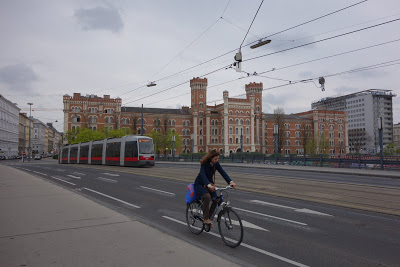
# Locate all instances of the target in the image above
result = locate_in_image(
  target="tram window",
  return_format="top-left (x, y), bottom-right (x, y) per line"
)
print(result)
top-left (106, 142), bottom-right (121, 158)
top-left (125, 141), bottom-right (138, 157)
top-left (70, 147), bottom-right (78, 158)
top-left (80, 145), bottom-right (89, 157)
top-left (62, 148), bottom-right (68, 157)
top-left (139, 139), bottom-right (154, 154)
top-left (91, 144), bottom-right (103, 157)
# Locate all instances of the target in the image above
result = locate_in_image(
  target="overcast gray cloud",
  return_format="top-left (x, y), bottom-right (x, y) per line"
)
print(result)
top-left (0, 0), bottom-right (399, 132)
top-left (74, 5), bottom-right (123, 33)
top-left (0, 63), bottom-right (38, 92)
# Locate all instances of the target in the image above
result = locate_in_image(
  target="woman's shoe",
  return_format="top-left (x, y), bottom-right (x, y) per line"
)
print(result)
top-left (203, 219), bottom-right (212, 224)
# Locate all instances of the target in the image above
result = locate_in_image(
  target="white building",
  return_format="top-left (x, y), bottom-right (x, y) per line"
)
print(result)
top-left (0, 94), bottom-right (20, 158)
top-left (32, 119), bottom-right (47, 155)
top-left (394, 123), bottom-right (400, 148)
top-left (312, 89), bottom-right (396, 154)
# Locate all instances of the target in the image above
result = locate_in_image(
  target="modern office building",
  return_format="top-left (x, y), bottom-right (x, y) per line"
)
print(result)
top-left (0, 94), bottom-right (20, 158)
top-left (312, 90), bottom-right (396, 154)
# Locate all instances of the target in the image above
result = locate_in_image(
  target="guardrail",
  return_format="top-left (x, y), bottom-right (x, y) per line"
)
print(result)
top-left (155, 154), bottom-right (400, 171)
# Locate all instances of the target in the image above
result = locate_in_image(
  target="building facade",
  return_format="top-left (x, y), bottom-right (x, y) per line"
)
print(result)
top-left (63, 78), bottom-right (348, 155)
top-left (312, 89), bottom-right (396, 154)
top-left (18, 113), bottom-right (34, 156)
top-left (0, 94), bottom-right (20, 158)
top-left (394, 123), bottom-right (400, 148)
top-left (63, 93), bottom-right (122, 133)
top-left (32, 119), bottom-right (47, 155)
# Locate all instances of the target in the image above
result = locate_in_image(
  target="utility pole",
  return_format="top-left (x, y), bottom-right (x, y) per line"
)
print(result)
top-left (27, 103), bottom-right (33, 161)
top-left (141, 104), bottom-right (144, 136)
top-left (274, 124), bottom-right (278, 160)
top-left (172, 135), bottom-right (175, 160)
top-left (23, 125), bottom-right (26, 162)
top-left (378, 117), bottom-right (384, 170)
top-left (240, 128), bottom-right (243, 163)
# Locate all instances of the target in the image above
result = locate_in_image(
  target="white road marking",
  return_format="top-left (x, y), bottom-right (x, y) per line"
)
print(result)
top-left (102, 173), bottom-right (120, 177)
top-left (67, 175), bottom-right (81, 179)
top-left (250, 200), bottom-right (333, 217)
top-left (73, 172), bottom-right (86, 176)
top-left (96, 177), bottom-right (118, 183)
top-left (32, 171), bottom-right (47, 176)
top-left (50, 176), bottom-right (76, 186)
top-left (162, 216), bottom-right (308, 267)
top-left (140, 186), bottom-right (175, 196)
top-left (234, 207), bottom-right (308, 226)
top-left (83, 188), bottom-right (140, 208)
top-left (191, 209), bottom-right (268, 231)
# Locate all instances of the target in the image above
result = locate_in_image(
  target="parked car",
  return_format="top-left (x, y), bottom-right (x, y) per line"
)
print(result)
top-left (34, 154), bottom-right (42, 160)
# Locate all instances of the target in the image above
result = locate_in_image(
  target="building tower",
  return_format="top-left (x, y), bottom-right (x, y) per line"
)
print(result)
top-left (190, 77), bottom-right (208, 153)
top-left (245, 82), bottom-right (263, 152)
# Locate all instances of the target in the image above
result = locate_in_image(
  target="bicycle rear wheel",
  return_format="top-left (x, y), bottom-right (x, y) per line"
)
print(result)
top-left (218, 207), bottom-right (243, 247)
top-left (186, 201), bottom-right (204, 235)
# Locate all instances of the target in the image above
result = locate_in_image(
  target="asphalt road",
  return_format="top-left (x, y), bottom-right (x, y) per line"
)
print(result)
top-left (3, 159), bottom-right (400, 267)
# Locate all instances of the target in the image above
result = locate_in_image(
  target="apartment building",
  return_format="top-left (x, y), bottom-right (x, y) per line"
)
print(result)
top-left (312, 89), bottom-right (396, 154)
top-left (0, 94), bottom-right (20, 157)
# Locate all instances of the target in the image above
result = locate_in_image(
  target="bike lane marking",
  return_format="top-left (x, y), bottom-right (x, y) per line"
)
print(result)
top-left (32, 170), bottom-right (48, 176)
top-left (162, 216), bottom-right (308, 267)
top-left (140, 186), bottom-right (175, 196)
top-left (250, 200), bottom-right (333, 217)
top-left (67, 175), bottom-right (81, 179)
top-left (83, 188), bottom-right (140, 208)
top-left (102, 173), bottom-right (120, 177)
top-left (96, 177), bottom-right (118, 183)
top-left (50, 176), bottom-right (76, 186)
top-left (234, 207), bottom-right (308, 226)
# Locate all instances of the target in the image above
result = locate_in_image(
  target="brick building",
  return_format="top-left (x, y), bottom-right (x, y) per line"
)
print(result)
top-left (63, 78), bottom-right (348, 155)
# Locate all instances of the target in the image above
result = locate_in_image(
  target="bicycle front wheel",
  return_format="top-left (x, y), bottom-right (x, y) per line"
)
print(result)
top-left (218, 207), bottom-right (243, 247)
top-left (186, 201), bottom-right (204, 235)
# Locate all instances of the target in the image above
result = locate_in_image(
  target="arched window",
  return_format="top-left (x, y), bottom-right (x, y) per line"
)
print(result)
top-left (199, 120), bottom-right (203, 126)
top-left (246, 119), bottom-right (250, 125)
top-left (235, 128), bottom-right (238, 135)
top-left (236, 111), bottom-right (239, 115)
top-left (256, 106), bottom-right (260, 112)
top-left (199, 103), bottom-right (203, 109)
top-left (229, 119), bottom-right (233, 125)
top-left (246, 128), bottom-right (249, 135)
top-left (229, 127), bottom-right (232, 134)
top-left (229, 111), bottom-right (232, 115)
top-left (246, 137), bottom-right (249, 144)
top-left (235, 119), bottom-right (239, 125)
top-left (199, 139), bottom-right (203, 145)
top-left (199, 129), bottom-right (202, 135)
top-left (240, 119), bottom-right (243, 125)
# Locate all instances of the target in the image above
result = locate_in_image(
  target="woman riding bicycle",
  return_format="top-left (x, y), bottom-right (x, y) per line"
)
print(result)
top-left (194, 150), bottom-right (236, 225)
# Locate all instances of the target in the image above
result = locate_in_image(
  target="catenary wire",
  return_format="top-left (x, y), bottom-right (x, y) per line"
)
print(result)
top-left (240, 0), bottom-right (264, 49)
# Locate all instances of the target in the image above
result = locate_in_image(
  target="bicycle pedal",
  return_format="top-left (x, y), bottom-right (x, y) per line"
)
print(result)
top-left (204, 224), bottom-right (211, 232)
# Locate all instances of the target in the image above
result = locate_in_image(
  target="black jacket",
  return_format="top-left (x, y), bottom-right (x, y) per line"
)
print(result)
top-left (194, 161), bottom-right (232, 187)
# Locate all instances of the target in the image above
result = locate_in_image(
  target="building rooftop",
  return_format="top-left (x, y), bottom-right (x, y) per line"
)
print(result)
top-left (121, 106), bottom-right (191, 115)
top-left (312, 89), bottom-right (396, 104)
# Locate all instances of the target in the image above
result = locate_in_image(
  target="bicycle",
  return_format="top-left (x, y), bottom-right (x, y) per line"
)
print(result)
top-left (185, 185), bottom-right (244, 248)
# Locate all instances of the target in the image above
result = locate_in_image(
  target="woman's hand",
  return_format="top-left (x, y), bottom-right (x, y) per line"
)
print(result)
top-left (207, 184), bottom-right (215, 192)
top-left (229, 181), bottom-right (236, 188)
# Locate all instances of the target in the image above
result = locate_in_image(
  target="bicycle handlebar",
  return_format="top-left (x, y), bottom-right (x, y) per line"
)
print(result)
top-left (214, 185), bottom-right (233, 191)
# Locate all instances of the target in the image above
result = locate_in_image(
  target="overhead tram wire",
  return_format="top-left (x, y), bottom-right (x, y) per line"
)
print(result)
top-left (243, 18), bottom-right (400, 63)
top-left (123, 64), bottom-right (230, 105)
top-left (136, 37), bottom-right (400, 108)
top-left (205, 59), bottom-right (400, 105)
top-left (239, 0), bottom-right (264, 49)
top-left (147, 1), bottom-right (369, 86)
top-left (148, 1), bottom-right (232, 81)
top-left (149, 12), bottom-right (400, 81)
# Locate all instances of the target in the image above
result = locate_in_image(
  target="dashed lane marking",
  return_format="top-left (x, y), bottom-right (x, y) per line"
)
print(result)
top-left (32, 171), bottom-right (47, 176)
top-left (50, 176), bottom-right (76, 186)
top-left (66, 175), bottom-right (81, 179)
top-left (83, 188), bottom-right (140, 208)
top-left (250, 200), bottom-right (333, 217)
top-left (96, 177), bottom-right (118, 183)
top-left (102, 173), bottom-right (120, 177)
top-left (140, 186), bottom-right (175, 196)
top-left (234, 207), bottom-right (308, 226)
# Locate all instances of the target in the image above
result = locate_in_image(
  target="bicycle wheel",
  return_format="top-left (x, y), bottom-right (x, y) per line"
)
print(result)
top-left (186, 201), bottom-right (204, 235)
top-left (218, 207), bottom-right (243, 247)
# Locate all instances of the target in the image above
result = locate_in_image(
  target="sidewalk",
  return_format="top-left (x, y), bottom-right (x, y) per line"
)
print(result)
top-left (0, 164), bottom-right (239, 267)
top-left (156, 161), bottom-right (400, 179)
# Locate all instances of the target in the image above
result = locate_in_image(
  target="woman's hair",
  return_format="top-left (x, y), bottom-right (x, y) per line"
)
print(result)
top-left (200, 150), bottom-right (220, 165)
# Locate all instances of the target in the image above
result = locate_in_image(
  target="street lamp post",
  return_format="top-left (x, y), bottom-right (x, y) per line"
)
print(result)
top-left (378, 117), bottom-right (383, 170)
top-left (190, 133), bottom-right (194, 162)
top-left (240, 128), bottom-right (243, 163)
top-left (172, 135), bottom-right (175, 161)
top-left (27, 103), bottom-right (33, 162)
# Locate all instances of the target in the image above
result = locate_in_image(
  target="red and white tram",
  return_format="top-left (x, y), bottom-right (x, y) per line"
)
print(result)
top-left (59, 135), bottom-right (155, 167)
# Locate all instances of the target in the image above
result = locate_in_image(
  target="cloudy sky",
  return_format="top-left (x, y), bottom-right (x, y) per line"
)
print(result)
top-left (1, 0), bottom-right (399, 132)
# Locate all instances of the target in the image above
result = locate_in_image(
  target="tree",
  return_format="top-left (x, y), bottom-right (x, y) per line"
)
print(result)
top-left (384, 143), bottom-right (400, 155)
top-left (318, 133), bottom-right (329, 154)
top-left (164, 129), bottom-right (182, 155)
top-left (305, 137), bottom-right (318, 154)
top-left (301, 120), bottom-right (313, 154)
top-left (273, 107), bottom-right (285, 153)
top-left (146, 129), bottom-right (163, 155)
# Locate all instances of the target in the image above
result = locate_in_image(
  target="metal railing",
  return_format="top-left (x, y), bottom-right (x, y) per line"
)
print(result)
top-left (155, 154), bottom-right (400, 171)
